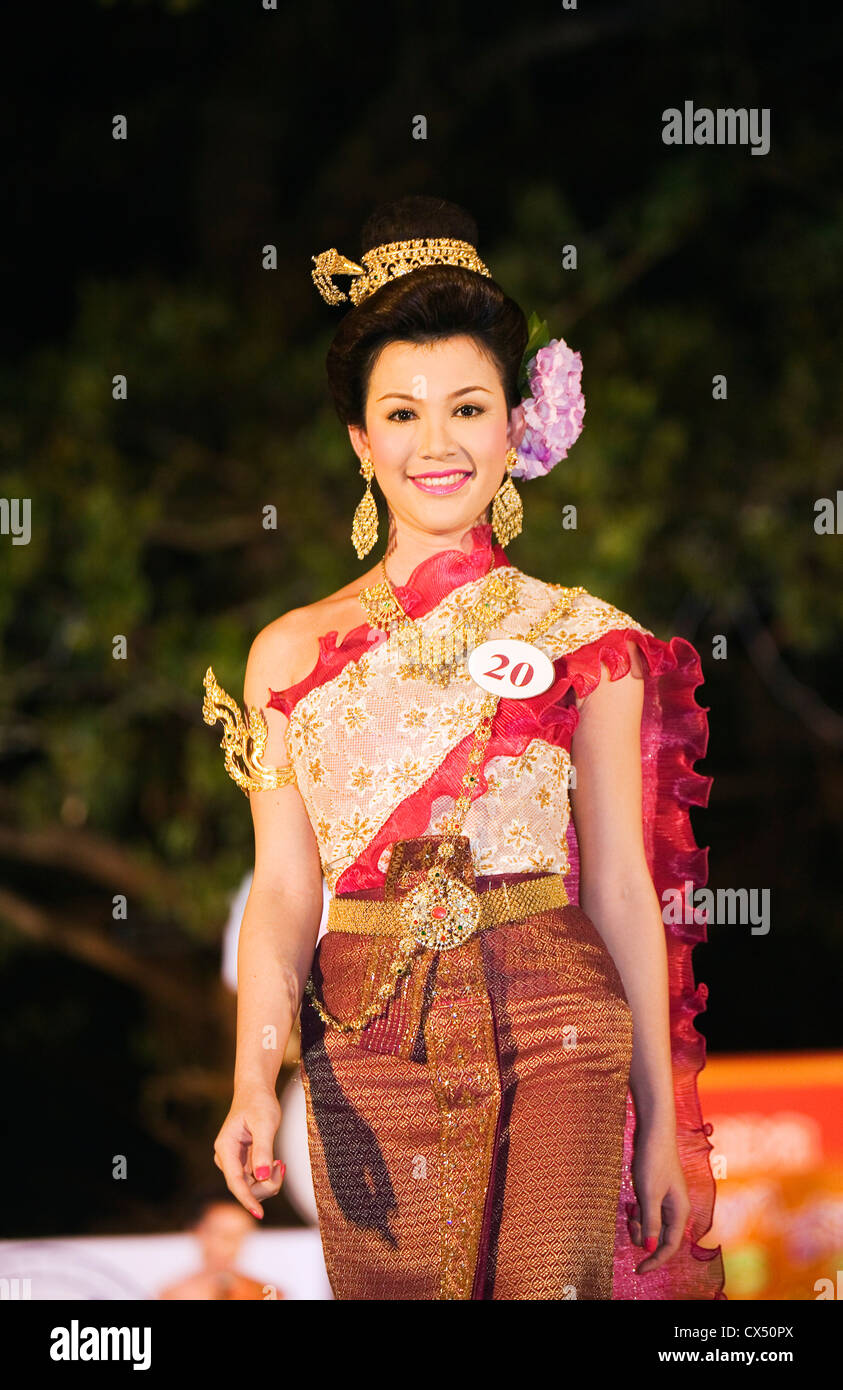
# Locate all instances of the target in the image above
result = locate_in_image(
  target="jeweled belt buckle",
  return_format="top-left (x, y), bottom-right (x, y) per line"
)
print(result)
top-left (398, 864), bottom-right (482, 951)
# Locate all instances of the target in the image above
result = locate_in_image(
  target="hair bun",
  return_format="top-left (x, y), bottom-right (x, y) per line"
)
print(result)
top-left (360, 194), bottom-right (479, 255)
top-left (327, 195), bottom-right (526, 428)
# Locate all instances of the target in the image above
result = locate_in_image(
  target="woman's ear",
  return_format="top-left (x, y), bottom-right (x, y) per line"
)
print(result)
top-left (507, 403), bottom-right (526, 449)
top-left (347, 422), bottom-right (369, 459)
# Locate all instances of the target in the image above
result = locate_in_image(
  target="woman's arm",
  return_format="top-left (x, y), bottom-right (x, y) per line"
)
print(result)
top-left (569, 640), bottom-right (672, 1126)
top-left (213, 614), bottom-right (325, 1219)
top-left (568, 638), bottom-right (690, 1271)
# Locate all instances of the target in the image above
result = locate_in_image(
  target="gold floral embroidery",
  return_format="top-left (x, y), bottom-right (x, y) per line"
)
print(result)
top-left (347, 763), bottom-right (375, 791)
top-left (513, 743), bottom-right (542, 776)
top-left (438, 697), bottom-right (482, 735)
top-left (385, 753), bottom-right (427, 800)
top-left (293, 708), bottom-right (327, 750)
top-left (453, 740), bottom-right (573, 880)
top-left (399, 707), bottom-right (429, 730)
top-left (502, 820), bottom-right (534, 852)
top-left (341, 703), bottom-right (372, 735)
top-left (336, 811), bottom-right (377, 859)
top-left (526, 846), bottom-right (559, 873)
top-left (335, 657), bottom-right (371, 695)
top-left (541, 592), bottom-right (651, 659)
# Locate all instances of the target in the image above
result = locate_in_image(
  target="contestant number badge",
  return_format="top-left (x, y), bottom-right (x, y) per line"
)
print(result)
top-left (468, 638), bottom-right (555, 699)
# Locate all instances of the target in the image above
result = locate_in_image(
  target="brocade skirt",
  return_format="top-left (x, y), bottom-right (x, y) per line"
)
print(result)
top-left (299, 865), bottom-right (634, 1300)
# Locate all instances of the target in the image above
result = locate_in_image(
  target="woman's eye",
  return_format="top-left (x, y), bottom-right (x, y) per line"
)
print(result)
top-left (386, 404), bottom-right (484, 422)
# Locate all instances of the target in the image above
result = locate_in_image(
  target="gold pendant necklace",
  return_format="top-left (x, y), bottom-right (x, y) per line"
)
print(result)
top-left (357, 552), bottom-right (519, 686)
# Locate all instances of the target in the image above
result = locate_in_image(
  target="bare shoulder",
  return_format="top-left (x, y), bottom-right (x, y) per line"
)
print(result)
top-left (244, 571), bottom-right (376, 708)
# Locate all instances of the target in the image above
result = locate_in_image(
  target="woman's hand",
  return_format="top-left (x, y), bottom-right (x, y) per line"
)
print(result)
top-left (628, 1120), bottom-right (691, 1273)
top-left (213, 1087), bottom-right (285, 1220)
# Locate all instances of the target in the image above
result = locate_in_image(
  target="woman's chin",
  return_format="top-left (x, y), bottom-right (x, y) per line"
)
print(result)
top-left (406, 502), bottom-right (484, 534)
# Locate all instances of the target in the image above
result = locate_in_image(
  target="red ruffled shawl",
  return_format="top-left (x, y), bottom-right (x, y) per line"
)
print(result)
top-left (268, 524), bottom-right (726, 1299)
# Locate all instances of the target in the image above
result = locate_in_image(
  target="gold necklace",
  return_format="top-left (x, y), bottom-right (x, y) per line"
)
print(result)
top-left (356, 552), bottom-right (519, 686)
top-left (305, 583), bottom-right (586, 1034)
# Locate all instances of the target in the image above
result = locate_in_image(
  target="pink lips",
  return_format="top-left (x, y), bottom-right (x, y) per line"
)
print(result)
top-left (409, 470), bottom-right (472, 495)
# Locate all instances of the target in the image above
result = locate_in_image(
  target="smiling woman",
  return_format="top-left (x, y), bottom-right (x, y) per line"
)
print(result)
top-left (324, 200), bottom-right (530, 564)
top-left (398, 387), bottom-right (487, 490)
top-left (350, 335), bottom-right (521, 522)
top-left (205, 194), bottom-right (725, 1302)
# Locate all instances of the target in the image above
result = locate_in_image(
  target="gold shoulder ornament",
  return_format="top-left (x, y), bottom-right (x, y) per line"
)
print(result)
top-left (202, 666), bottom-right (297, 795)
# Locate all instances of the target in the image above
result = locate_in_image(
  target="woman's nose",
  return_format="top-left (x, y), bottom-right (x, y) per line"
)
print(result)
top-left (418, 425), bottom-right (458, 460)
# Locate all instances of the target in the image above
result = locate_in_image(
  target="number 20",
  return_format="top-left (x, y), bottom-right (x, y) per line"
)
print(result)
top-left (483, 652), bottom-right (534, 688)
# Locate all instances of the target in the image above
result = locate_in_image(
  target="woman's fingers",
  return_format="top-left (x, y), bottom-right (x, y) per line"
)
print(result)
top-left (626, 1200), bottom-right (642, 1245)
top-left (214, 1102), bottom-right (286, 1220)
top-left (215, 1136), bottom-right (267, 1219)
top-left (251, 1159), bottom-right (287, 1199)
top-left (635, 1190), bottom-right (689, 1272)
top-left (635, 1225), bottom-right (664, 1273)
top-left (639, 1195), bottom-right (692, 1273)
top-left (635, 1194), bottom-right (662, 1271)
top-left (250, 1129), bottom-right (283, 1184)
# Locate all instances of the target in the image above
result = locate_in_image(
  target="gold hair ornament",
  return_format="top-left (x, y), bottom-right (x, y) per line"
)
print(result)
top-left (312, 238), bottom-right (492, 307)
top-left (202, 666), bottom-right (297, 794)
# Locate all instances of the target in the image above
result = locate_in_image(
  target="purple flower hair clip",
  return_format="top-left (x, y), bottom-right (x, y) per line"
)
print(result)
top-left (511, 314), bottom-right (586, 481)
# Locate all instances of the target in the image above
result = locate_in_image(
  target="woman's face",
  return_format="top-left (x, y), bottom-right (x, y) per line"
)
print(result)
top-left (347, 335), bottom-right (524, 541)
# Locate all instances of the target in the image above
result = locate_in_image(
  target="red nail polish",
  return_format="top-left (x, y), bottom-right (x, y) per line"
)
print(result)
top-left (255, 1165), bottom-right (271, 1180)
top-left (279, 1163), bottom-right (286, 1181)
top-left (251, 1207), bottom-right (263, 1219)
top-left (644, 1236), bottom-right (658, 1252)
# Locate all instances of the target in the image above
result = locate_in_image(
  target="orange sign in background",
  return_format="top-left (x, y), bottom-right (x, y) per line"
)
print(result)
top-left (699, 1051), bottom-right (843, 1300)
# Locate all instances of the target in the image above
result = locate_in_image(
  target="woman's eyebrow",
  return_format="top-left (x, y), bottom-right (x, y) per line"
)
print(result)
top-left (375, 385), bottom-right (494, 401)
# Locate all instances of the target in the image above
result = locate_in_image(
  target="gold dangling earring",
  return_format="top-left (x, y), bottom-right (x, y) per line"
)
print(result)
top-left (491, 446), bottom-right (523, 547)
top-left (351, 455), bottom-right (379, 559)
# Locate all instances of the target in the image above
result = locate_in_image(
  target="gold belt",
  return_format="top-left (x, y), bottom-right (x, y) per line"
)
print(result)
top-left (326, 872), bottom-right (569, 948)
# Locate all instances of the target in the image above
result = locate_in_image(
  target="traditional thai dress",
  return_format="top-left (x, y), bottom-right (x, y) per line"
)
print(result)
top-left (264, 523), bottom-right (725, 1301)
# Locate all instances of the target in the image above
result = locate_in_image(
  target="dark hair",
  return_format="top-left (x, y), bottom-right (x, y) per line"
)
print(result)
top-left (325, 195), bottom-right (528, 428)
